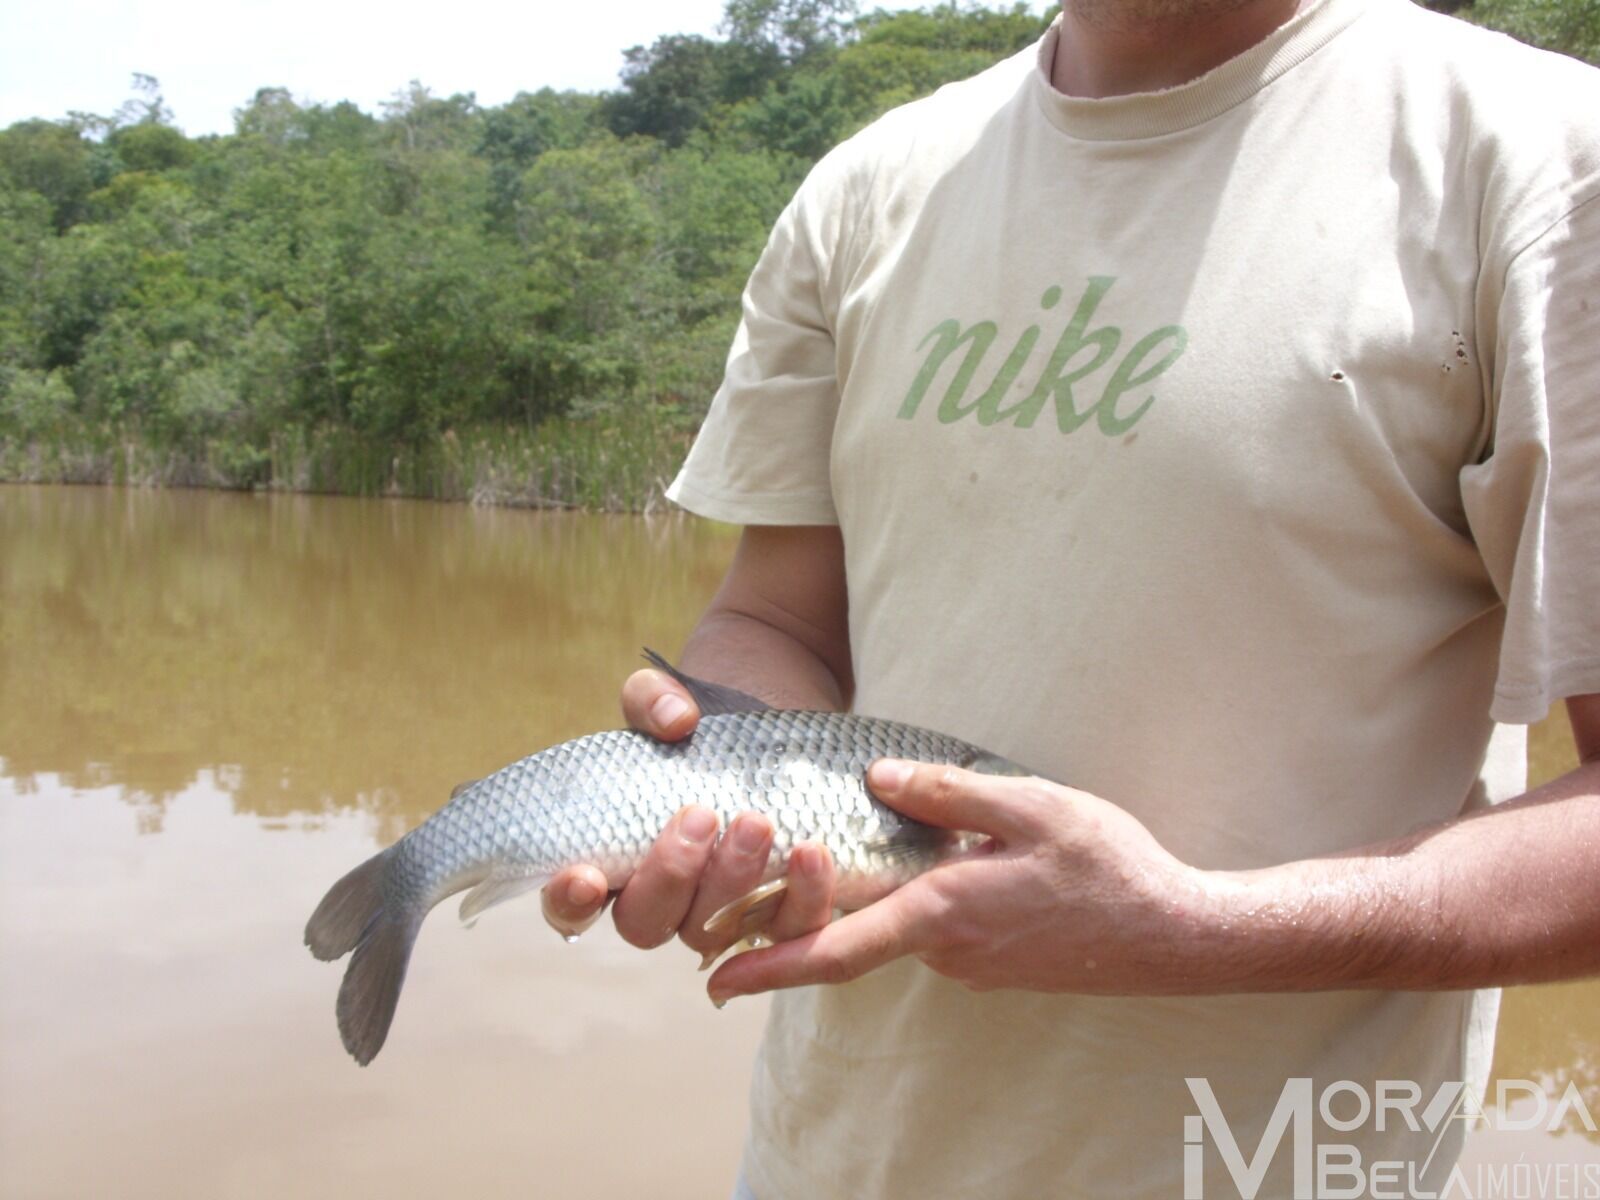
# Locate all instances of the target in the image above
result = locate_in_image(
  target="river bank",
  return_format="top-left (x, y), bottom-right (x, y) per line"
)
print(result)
top-left (0, 412), bottom-right (692, 512)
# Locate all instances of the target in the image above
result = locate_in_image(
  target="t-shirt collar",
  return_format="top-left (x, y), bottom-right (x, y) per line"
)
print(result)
top-left (1030, 0), bottom-right (1372, 140)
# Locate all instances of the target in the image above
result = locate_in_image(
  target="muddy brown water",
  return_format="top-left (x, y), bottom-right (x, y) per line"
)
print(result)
top-left (1, 484), bottom-right (1594, 1198)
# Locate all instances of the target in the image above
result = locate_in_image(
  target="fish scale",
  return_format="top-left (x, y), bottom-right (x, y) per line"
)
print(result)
top-left (306, 661), bottom-right (1030, 1066)
top-left (398, 712), bottom-right (979, 893)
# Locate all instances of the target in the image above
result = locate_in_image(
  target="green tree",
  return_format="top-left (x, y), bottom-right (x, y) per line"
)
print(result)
top-left (34, 218), bottom-right (138, 372)
top-left (233, 88), bottom-right (305, 145)
top-left (722, 0), bottom-right (861, 64)
top-left (731, 70), bottom-right (853, 159)
top-left (0, 3), bottom-right (1071, 505)
top-left (513, 138), bottom-right (664, 417)
top-left (834, 4), bottom-right (1051, 126)
top-left (297, 101), bottom-right (381, 154)
top-left (0, 184), bottom-right (52, 372)
top-left (480, 88), bottom-right (602, 217)
top-left (109, 123), bottom-right (196, 173)
top-left (379, 82), bottom-right (483, 154)
top-left (1423, 0), bottom-right (1600, 62)
top-left (609, 35), bottom-right (748, 147)
top-left (0, 120), bottom-right (96, 230)
top-left (112, 73), bottom-right (176, 129)
top-left (643, 140), bottom-right (792, 410)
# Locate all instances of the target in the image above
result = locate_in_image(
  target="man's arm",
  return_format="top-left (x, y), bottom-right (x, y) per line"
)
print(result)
top-left (704, 694), bottom-right (1600, 1003)
top-left (676, 522), bottom-right (854, 711)
top-left (541, 525), bottom-right (851, 956)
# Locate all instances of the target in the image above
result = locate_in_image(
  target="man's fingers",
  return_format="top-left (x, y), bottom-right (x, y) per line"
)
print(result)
top-left (867, 759), bottom-right (1038, 839)
top-left (612, 805), bottom-right (719, 948)
top-left (680, 812), bottom-right (775, 954)
top-left (621, 668), bottom-right (698, 742)
top-left (706, 884), bottom-right (928, 1003)
top-left (765, 843), bottom-right (837, 944)
top-left (540, 864), bottom-right (610, 939)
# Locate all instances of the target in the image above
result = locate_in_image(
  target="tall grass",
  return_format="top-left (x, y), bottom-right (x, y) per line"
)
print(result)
top-left (0, 409), bottom-right (694, 513)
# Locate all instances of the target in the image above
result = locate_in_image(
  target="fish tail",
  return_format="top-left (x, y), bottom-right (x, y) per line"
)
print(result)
top-left (304, 847), bottom-right (422, 1066)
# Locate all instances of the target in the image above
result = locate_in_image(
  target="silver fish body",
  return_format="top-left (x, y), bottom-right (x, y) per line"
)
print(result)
top-left (306, 705), bottom-right (1023, 1065)
top-left (399, 710), bottom-right (986, 910)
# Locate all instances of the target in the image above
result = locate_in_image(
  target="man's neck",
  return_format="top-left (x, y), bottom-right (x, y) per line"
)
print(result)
top-left (1052, 0), bottom-right (1307, 98)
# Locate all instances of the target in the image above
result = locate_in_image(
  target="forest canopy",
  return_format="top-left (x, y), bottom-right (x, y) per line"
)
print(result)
top-left (1, 0), bottom-right (1594, 508)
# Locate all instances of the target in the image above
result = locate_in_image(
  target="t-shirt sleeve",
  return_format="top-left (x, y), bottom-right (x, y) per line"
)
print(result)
top-left (1461, 190), bottom-right (1600, 724)
top-left (666, 171), bottom-right (842, 526)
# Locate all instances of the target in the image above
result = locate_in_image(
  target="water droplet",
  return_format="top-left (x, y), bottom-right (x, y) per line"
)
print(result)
top-left (563, 933), bottom-right (581, 945)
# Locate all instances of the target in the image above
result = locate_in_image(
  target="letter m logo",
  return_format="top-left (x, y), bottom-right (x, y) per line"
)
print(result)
top-left (1184, 1078), bottom-right (1314, 1199)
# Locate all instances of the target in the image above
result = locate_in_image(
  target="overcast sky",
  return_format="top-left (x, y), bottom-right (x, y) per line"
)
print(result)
top-left (0, 0), bottom-right (932, 138)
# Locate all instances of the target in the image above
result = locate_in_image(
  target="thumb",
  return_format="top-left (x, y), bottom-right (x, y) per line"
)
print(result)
top-left (867, 759), bottom-right (1034, 839)
top-left (621, 669), bottom-right (699, 742)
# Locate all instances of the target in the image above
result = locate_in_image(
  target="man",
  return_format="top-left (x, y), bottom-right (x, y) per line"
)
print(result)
top-left (547, 0), bottom-right (1600, 1193)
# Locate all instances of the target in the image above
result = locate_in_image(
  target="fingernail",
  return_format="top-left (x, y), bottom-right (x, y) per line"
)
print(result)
top-left (870, 760), bottom-right (911, 793)
top-left (566, 877), bottom-right (599, 907)
top-left (652, 693), bottom-right (690, 729)
top-left (794, 844), bottom-right (823, 878)
top-left (680, 807), bottom-right (717, 845)
top-left (731, 814), bottom-right (768, 855)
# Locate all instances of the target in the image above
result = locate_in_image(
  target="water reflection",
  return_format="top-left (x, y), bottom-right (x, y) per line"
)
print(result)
top-left (0, 485), bottom-right (737, 840)
top-left (0, 484), bottom-right (1594, 1198)
top-left (0, 484), bottom-right (761, 1200)
top-left (0, 774), bottom-right (770, 1199)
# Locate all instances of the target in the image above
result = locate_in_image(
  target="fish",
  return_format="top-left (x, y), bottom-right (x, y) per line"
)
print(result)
top-left (304, 651), bottom-right (1031, 1065)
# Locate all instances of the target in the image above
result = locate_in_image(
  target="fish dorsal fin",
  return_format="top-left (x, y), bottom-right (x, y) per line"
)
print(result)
top-left (641, 648), bottom-right (772, 716)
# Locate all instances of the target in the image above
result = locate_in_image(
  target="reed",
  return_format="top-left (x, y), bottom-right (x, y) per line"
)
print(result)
top-left (0, 409), bottom-right (694, 513)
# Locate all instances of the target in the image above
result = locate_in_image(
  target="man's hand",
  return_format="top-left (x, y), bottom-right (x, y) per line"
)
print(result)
top-left (540, 524), bottom-right (855, 963)
top-left (706, 696), bottom-right (1600, 1005)
top-left (703, 760), bottom-right (1214, 1006)
top-left (540, 665), bottom-right (839, 961)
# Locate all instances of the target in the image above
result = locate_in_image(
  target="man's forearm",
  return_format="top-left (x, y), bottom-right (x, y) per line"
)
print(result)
top-left (674, 523), bottom-right (852, 713)
top-left (1190, 759), bottom-right (1600, 992)
top-left (682, 608), bottom-right (850, 712)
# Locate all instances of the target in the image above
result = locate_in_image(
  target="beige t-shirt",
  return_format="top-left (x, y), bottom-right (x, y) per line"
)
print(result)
top-left (669, 0), bottom-right (1600, 1195)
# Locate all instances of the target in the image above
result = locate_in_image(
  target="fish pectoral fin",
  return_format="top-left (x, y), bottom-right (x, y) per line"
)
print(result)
top-left (699, 933), bottom-right (773, 972)
top-left (860, 821), bottom-right (952, 865)
top-left (458, 873), bottom-right (546, 925)
top-left (700, 878), bottom-right (789, 960)
top-left (962, 750), bottom-right (1046, 780)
